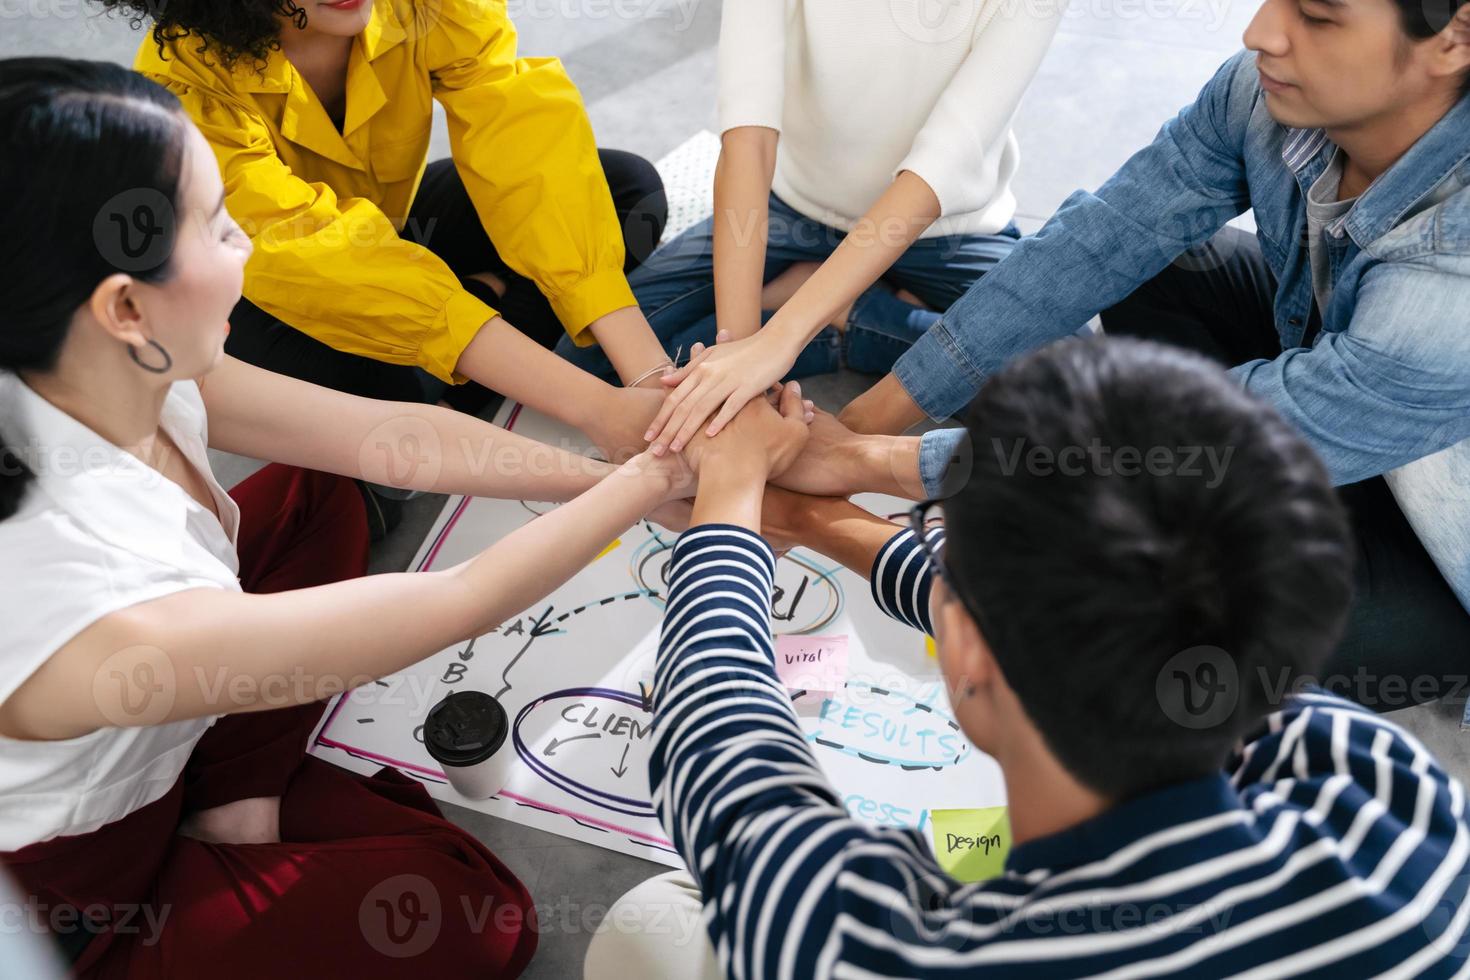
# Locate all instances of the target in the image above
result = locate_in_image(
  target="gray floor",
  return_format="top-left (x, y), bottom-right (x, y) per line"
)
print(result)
top-left (8, 3), bottom-right (1467, 977)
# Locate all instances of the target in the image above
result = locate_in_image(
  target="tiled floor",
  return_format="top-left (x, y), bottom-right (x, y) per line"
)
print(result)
top-left (8, 2), bottom-right (1467, 976)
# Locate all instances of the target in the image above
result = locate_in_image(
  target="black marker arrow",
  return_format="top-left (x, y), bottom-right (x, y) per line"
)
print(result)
top-left (610, 743), bottom-right (631, 779)
top-left (544, 733), bottom-right (601, 756)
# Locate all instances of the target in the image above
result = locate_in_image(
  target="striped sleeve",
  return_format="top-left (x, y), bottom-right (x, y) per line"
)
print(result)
top-left (650, 526), bottom-right (1470, 978)
top-left (870, 526), bottom-right (942, 636)
top-left (650, 525), bottom-right (975, 979)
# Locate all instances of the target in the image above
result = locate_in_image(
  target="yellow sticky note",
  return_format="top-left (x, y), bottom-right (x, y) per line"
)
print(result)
top-left (593, 538), bottom-right (622, 562)
top-left (930, 807), bottom-right (1010, 882)
top-left (925, 636), bottom-right (938, 658)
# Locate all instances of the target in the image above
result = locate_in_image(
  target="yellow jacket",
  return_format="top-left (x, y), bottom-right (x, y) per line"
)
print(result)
top-left (135, 0), bottom-right (634, 383)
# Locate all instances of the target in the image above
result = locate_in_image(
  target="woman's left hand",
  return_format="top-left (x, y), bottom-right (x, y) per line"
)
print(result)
top-left (643, 330), bottom-right (799, 454)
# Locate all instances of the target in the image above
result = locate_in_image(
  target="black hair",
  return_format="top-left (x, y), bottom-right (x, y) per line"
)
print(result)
top-left (94, 1), bottom-right (308, 73)
top-left (946, 336), bottom-right (1353, 800)
top-left (0, 57), bottom-right (187, 520)
top-left (1394, 0), bottom-right (1470, 96)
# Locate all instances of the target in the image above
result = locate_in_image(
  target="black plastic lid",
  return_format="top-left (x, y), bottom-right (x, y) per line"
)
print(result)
top-left (423, 690), bottom-right (508, 767)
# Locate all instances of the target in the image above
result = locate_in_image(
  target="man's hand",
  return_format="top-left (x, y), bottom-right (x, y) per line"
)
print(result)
top-left (774, 407), bottom-right (927, 500)
top-left (685, 382), bottom-right (812, 532)
top-left (758, 485), bottom-right (831, 554)
top-left (646, 498), bottom-right (695, 533)
top-left (683, 381), bottom-right (811, 481)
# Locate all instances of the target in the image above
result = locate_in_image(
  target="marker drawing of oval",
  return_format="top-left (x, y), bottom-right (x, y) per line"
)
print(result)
top-left (807, 681), bottom-right (973, 771)
top-left (631, 538), bottom-right (844, 635)
top-left (512, 687), bottom-right (655, 818)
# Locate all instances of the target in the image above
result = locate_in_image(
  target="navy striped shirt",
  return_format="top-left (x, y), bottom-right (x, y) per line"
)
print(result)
top-left (650, 524), bottom-right (1470, 979)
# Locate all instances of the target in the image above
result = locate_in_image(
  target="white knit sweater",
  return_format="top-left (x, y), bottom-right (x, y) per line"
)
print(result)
top-left (718, 0), bottom-right (1064, 238)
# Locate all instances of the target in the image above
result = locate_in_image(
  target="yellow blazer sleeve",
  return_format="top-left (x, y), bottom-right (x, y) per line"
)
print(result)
top-left (165, 85), bottom-right (495, 384)
top-left (427, 0), bottom-right (637, 347)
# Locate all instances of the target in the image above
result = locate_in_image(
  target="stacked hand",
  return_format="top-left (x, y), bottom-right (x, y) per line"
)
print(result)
top-left (681, 379), bottom-right (813, 482)
top-left (644, 330), bottom-right (797, 454)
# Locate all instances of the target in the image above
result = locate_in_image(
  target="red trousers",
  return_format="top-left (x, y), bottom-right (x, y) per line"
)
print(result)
top-left (2, 465), bottom-right (537, 978)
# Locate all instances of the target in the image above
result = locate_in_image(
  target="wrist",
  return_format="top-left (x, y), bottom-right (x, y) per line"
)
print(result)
top-left (624, 450), bottom-right (691, 502)
top-left (575, 380), bottom-right (622, 432)
top-left (698, 448), bottom-right (772, 487)
top-left (759, 314), bottom-right (811, 359)
top-left (692, 465), bottom-right (766, 530)
top-left (854, 433), bottom-right (924, 499)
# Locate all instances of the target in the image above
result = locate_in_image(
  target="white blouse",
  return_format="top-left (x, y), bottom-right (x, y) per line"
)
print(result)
top-left (717, 0), bottom-right (1064, 238)
top-left (0, 373), bottom-right (242, 850)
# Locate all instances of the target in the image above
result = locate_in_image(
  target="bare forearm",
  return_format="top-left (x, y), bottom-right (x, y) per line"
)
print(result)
top-left (839, 372), bottom-right (930, 435)
top-left (14, 459), bottom-right (676, 738)
top-left (445, 457), bottom-right (675, 635)
top-left (713, 128), bottom-right (778, 341)
top-left (791, 498), bottom-right (905, 576)
top-left (691, 464), bottom-right (766, 532)
top-left (455, 315), bottom-right (616, 430)
top-left (587, 306), bottom-right (675, 388)
top-left (355, 402), bottom-right (615, 501)
top-left (202, 355), bottom-right (613, 502)
top-left (763, 171), bottom-right (941, 350)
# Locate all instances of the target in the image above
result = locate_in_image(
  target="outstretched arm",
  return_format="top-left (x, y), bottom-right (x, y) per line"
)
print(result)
top-left (0, 452), bottom-right (687, 741)
top-left (652, 416), bottom-right (974, 978)
top-left (764, 492), bottom-right (941, 635)
top-left (644, 172), bottom-right (942, 455)
top-left (201, 354), bottom-right (616, 501)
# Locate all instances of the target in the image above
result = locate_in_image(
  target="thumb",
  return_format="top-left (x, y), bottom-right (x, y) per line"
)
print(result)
top-left (715, 330), bottom-right (732, 344)
top-left (778, 381), bottom-right (805, 421)
top-left (662, 360), bottom-right (695, 385)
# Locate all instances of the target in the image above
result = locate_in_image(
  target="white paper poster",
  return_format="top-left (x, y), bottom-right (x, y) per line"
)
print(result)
top-left (310, 404), bottom-right (1006, 866)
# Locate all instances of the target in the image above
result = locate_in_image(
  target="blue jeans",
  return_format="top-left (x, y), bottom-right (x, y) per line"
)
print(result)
top-left (556, 193), bottom-right (1020, 381)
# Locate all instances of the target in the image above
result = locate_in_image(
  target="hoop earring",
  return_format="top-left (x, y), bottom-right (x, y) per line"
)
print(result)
top-left (129, 340), bottom-right (173, 375)
top-left (278, 0), bottom-right (309, 29)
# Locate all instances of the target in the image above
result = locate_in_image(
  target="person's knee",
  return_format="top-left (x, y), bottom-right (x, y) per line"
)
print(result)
top-left (584, 872), bottom-right (718, 980)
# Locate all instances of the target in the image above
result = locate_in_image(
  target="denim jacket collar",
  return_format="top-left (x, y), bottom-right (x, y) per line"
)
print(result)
top-left (1345, 95), bottom-right (1470, 247)
top-left (1278, 96), bottom-right (1470, 248)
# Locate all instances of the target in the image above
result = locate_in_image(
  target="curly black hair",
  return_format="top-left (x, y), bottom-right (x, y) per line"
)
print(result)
top-left (94, 0), bottom-right (309, 72)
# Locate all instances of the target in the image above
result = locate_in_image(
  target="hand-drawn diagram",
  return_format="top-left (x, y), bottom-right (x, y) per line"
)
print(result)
top-left (310, 404), bottom-right (1007, 866)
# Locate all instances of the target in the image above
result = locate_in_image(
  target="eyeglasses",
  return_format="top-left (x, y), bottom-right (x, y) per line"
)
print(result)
top-left (907, 498), bottom-right (989, 634)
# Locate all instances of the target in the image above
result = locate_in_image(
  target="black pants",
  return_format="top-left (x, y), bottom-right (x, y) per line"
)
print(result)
top-left (225, 149), bottom-right (668, 411)
top-left (1102, 227), bottom-right (1470, 711)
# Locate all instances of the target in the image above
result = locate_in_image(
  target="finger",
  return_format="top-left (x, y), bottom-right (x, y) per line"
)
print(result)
top-left (657, 380), bottom-right (717, 452)
top-left (702, 386), bottom-right (751, 441)
top-left (803, 399), bottom-right (815, 413)
top-left (661, 362), bottom-right (694, 386)
top-left (672, 383), bottom-right (731, 451)
top-left (661, 345), bottom-right (713, 387)
top-left (778, 380), bottom-right (805, 421)
top-left (715, 330), bottom-right (732, 344)
top-left (646, 380), bottom-right (694, 445)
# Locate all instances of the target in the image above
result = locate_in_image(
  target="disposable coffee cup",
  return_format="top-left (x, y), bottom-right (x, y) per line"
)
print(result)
top-left (423, 690), bottom-right (513, 800)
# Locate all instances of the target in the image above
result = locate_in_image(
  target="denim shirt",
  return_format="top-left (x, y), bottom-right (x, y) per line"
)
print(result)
top-left (908, 51), bottom-right (1470, 614)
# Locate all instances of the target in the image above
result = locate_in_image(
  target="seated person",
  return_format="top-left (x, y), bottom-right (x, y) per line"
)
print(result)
top-left (590, 336), bottom-right (1469, 978)
top-left (102, 0), bottom-right (673, 437)
top-left (820, 0), bottom-right (1470, 708)
top-left (0, 57), bottom-right (699, 977)
top-left (561, 0), bottom-right (1060, 383)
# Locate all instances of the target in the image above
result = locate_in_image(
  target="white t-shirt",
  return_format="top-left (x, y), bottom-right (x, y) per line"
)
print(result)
top-left (0, 373), bottom-right (242, 851)
top-left (718, 0), bottom-right (1064, 238)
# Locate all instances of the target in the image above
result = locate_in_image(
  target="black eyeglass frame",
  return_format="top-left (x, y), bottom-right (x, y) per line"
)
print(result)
top-left (907, 498), bottom-right (991, 637)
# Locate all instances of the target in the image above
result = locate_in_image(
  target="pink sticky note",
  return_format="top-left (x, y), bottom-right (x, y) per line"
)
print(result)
top-left (775, 634), bottom-right (850, 693)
